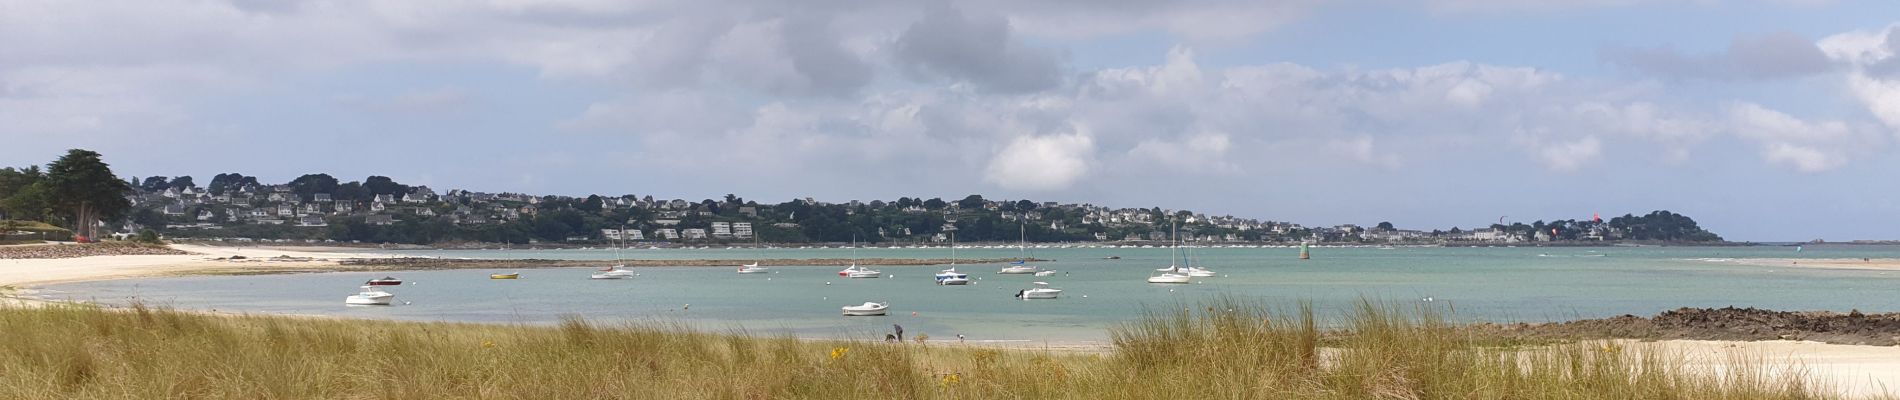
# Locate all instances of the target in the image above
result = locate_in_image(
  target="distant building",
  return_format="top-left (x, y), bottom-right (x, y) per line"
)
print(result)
top-left (299, 215), bottom-right (328, 227)
top-left (732, 222), bottom-right (754, 238)
top-left (366, 214), bottom-right (396, 226)
top-left (657, 228), bottom-right (679, 240)
top-left (683, 228), bottom-right (708, 240)
top-left (711, 222), bottom-right (732, 238)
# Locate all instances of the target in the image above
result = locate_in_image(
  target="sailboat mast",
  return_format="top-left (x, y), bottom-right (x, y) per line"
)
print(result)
top-left (1170, 219), bottom-right (1180, 272)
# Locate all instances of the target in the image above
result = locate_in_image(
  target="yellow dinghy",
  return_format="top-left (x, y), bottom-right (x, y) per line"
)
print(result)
top-left (490, 273), bottom-right (520, 280)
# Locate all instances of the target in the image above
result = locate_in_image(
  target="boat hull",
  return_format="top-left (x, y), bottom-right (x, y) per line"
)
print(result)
top-left (490, 274), bottom-right (519, 279)
top-left (737, 268), bottom-right (770, 274)
top-left (998, 266), bottom-right (1038, 274)
top-left (1020, 289), bottom-right (1061, 299)
top-left (345, 293), bottom-right (393, 305)
top-left (841, 303), bottom-right (889, 316)
top-left (937, 277), bottom-right (970, 285)
top-left (1147, 274), bottom-right (1190, 284)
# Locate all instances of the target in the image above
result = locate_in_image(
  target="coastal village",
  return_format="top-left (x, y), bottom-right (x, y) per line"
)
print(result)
top-left (95, 174), bottom-right (1719, 246)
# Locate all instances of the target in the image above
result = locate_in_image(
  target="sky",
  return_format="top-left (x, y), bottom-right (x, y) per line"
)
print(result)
top-left (3, 0), bottom-right (1899, 242)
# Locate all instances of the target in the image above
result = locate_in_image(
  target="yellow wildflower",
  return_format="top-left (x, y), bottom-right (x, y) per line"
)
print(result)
top-left (830, 347), bottom-right (849, 360)
top-left (481, 340), bottom-right (496, 349)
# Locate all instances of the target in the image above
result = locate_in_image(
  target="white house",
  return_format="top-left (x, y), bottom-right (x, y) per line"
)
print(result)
top-left (683, 228), bottom-right (708, 240)
top-left (732, 222), bottom-right (753, 238)
top-left (711, 222), bottom-right (732, 238)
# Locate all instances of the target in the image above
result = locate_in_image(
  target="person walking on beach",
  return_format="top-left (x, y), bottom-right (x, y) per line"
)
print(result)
top-left (893, 324), bottom-right (904, 341)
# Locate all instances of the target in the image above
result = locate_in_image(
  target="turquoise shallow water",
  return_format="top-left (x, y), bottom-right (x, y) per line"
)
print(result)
top-left (37, 244), bottom-right (1900, 342)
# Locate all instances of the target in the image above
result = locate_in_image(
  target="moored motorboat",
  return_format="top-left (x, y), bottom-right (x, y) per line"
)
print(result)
top-left (344, 285), bottom-right (394, 305)
top-left (737, 262), bottom-right (771, 274)
top-left (1034, 270), bottom-right (1057, 277)
top-left (1182, 266), bottom-right (1217, 277)
top-left (841, 302), bottom-right (889, 316)
top-left (490, 273), bottom-right (520, 280)
top-left (1015, 282), bottom-right (1062, 299)
top-left (365, 277), bottom-right (403, 286)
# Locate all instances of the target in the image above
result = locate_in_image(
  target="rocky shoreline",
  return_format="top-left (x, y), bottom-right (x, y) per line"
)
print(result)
top-left (1476, 307), bottom-right (1900, 346)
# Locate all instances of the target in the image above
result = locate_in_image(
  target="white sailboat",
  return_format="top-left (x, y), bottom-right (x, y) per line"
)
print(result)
top-left (838, 236), bottom-right (881, 278)
top-left (591, 266), bottom-right (636, 279)
top-left (593, 225), bottom-right (635, 279)
top-left (935, 267), bottom-right (971, 285)
top-left (737, 234), bottom-right (770, 274)
top-left (1148, 220), bottom-right (1191, 284)
top-left (936, 230), bottom-right (970, 285)
top-left (998, 219), bottom-right (1040, 274)
top-left (1181, 241), bottom-right (1217, 277)
top-left (1015, 282), bottom-right (1062, 299)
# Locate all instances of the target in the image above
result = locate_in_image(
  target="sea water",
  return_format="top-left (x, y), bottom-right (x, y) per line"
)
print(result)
top-left (38, 244), bottom-right (1900, 342)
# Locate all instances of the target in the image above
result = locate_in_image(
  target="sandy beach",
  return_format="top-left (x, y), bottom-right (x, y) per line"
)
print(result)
top-left (1722, 257), bottom-right (1900, 271)
top-left (0, 243), bottom-right (399, 288)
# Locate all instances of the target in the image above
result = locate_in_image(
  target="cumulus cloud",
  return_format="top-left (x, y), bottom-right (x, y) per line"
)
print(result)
top-left (1601, 31), bottom-right (1833, 81)
top-left (1127, 132), bottom-right (1241, 174)
top-left (1725, 102), bottom-right (1870, 172)
top-left (1820, 24), bottom-right (1900, 134)
top-left (893, 4), bottom-right (1064, 93)
top-left (1533, 136), bottom-right (1603, 172)
top-left (984, 128), bottom-right (1095, 190)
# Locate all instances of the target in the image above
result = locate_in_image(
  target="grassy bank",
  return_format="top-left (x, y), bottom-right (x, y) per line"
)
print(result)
top-left (0, 300), bottom-right (1840, 399)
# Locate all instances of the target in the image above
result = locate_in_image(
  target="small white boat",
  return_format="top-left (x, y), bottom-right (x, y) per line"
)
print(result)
top-left (1000, 222), bottom-right (1040, 274)
top-left (737, 262), bottom-right (770, 274)
top-left (998, 264), bottom-right (1039, 274)
top-left (1182, 266), bottom-right (1217, 277)
top-left (839, 264), bottom-right (881, 278)
top-left (841, 302), bottom-right (889, 316)
top-left (935, 268), bottom-right (971, 285)
top-left (1034, 270), bottom-right (1057, 277)
top-left (1147, 272), bottom-right (1191, 284)
top-left (344, 285), bottom-right (394, 305)
top-left (1016, 282), bottom-right (1062, 299)
top-left (591, 265), bottom-right (635, 280)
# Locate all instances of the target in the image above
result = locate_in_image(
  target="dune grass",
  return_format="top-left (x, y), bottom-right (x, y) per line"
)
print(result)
top-left (0, 299), bottom-right (1845, 399)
